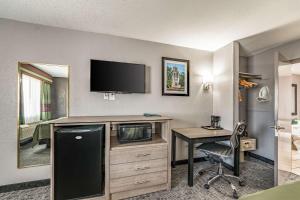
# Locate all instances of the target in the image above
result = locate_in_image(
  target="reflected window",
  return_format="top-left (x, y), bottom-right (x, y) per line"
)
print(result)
top-left (20, 74), bottom-right (42, 124)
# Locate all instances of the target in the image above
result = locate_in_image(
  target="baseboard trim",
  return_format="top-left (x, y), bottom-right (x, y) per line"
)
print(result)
top-left (0, 179), bottom-right (50, 193)
top-left (248, 152), bottom-right (274, 165)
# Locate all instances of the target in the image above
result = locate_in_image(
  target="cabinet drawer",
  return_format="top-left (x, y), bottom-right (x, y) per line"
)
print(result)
top-left (110, 158), bottom-right (167, 179)
top-left (240, 138), bottom-right (256, 151)
top-left (110, 171), bottom-right (167, 193)
top-left (110, 144), bottom-right (167, 165)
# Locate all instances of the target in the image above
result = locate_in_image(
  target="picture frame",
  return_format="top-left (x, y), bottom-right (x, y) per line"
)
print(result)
top-left (162, 57), bottom-right (190, 96)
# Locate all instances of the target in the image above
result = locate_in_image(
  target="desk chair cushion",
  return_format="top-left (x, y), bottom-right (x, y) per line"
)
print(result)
top-left (196, 142), bottom-right (232, 157)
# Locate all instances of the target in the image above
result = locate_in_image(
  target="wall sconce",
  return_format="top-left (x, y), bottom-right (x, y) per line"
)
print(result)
top-left (202, 74), bottom-right (213, 91)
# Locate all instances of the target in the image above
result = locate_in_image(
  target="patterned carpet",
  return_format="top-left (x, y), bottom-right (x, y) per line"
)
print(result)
top-left (0, 157), bottom-right (273, 200)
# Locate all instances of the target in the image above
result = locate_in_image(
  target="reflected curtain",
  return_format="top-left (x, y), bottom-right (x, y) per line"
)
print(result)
top-left (21, 74), bottom-right (41, 124)
top-left (41, 82), bottom-right (51, 121)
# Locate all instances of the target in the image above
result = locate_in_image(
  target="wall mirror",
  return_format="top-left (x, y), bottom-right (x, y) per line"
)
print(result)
top-left (18, 62), bottom-right (69, 168)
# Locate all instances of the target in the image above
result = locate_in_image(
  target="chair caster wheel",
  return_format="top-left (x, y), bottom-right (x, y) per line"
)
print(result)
top-left (198, 171), bottom-right (204, 176)
top-left (204, 184), bottom-right (210, 189)
top-left (239, 180), bottom-right (246, 186)
top-left (233, 190), bottom-right (239, 199)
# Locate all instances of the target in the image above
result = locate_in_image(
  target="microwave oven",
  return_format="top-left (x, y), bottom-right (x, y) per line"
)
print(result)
top-left (117, 123), bottom-right (152, 144)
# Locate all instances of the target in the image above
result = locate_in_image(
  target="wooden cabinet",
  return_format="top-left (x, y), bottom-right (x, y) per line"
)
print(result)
top-left (110, 158), bottom-right (167, 179)
top-left (51, 116), bottom-right (172, 200)
top-left (110, 171), bottom-right (168, 193)
top-left (110, 144), bottom-right (167, 164)
top-left (109, 135), bottom-right (170, 199)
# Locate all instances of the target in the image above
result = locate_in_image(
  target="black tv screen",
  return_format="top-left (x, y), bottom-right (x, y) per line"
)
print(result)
top-left (90, 59), bottom-right (146, 93)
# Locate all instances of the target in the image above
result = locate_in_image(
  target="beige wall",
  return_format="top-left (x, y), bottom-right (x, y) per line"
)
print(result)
top-left (213, 42), bottom-right (238, 131)
top-left (0, 19), bottom-right (213, 185)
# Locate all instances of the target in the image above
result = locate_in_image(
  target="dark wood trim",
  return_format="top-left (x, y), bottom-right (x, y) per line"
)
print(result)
top-left (20, 71), bottom-right (52, 84)
top-left (162, 57), bottom-right (190, 96)
top-left (248, 152), bottom-right (274, 165)
top-left (0, 179), bottom-right (50, 193)
top-left (19, 63), bottom-right (53, 80)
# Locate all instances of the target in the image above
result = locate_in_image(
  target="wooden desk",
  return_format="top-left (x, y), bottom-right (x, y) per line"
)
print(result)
top-left (171, 128), bottom-right (240, 187)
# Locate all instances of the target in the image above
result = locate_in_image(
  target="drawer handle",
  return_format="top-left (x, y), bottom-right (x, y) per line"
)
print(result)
top-left (135, 166), bottom-right (151, 171)
top-left (136, 153), bottom-right (151, 157)
top-left (135, 180), bottom-right (150, 184)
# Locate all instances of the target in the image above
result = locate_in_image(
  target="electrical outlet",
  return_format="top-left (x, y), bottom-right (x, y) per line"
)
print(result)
top-left (109, 93), bottom-right (115, 100)
top-left (104, 93), bottom-right (109, 100)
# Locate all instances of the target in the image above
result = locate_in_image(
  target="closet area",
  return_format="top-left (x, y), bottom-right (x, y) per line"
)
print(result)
top-left (237, 54), bottom-right (265, 162)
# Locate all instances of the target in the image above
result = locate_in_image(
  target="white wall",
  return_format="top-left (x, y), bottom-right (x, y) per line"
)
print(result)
top-left (278, 76), bottom-right (292, 120)
top-left (213, 42), bottom-right (238, 131)
top-left (0, 19), bottom-right (213, 186)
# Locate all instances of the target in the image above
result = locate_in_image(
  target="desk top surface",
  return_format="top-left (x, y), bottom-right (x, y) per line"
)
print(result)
top-left (51, 115), bottom-right (172, 124)
top-left (172, 127), bottom-right (232, 139)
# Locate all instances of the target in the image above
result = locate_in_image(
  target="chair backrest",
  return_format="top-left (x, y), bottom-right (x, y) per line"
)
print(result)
top-left (230, 122), bottom-right (247, 150)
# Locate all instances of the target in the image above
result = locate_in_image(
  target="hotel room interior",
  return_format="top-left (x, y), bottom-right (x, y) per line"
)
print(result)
top-left (2, 0), bottom-right (300, 200)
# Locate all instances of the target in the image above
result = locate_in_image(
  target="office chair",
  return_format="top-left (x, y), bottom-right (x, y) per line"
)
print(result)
top-left (196, 122), bottom-right (246, 199)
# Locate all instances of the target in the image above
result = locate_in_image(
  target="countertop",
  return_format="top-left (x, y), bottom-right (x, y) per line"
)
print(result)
top-left (50, 115), bottom-right (172, 125)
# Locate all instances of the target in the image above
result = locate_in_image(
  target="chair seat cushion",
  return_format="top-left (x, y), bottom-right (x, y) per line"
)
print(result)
top-left (196, 142), bottom-right (232, 157)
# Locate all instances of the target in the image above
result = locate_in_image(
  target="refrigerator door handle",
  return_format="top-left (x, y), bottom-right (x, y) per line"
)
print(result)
top-left (75, 136), bottom-right (83, 140)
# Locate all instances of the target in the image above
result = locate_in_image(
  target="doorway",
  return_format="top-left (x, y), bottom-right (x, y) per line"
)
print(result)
top-left (275, 53), bottom-right (300, 185)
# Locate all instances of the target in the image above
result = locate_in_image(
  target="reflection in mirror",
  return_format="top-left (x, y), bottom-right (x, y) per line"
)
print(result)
top-left (18, 62), bottom-right (69, 168)
top-left (277, 63), bottom-right (300, 184)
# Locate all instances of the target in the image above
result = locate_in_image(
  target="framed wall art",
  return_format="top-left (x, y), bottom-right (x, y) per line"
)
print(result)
top-left (162, 57), bottom-right (189, 96)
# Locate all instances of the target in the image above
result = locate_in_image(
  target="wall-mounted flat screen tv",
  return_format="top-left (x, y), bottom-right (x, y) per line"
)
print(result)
top-left (90, 59), bottom-right (146, 93)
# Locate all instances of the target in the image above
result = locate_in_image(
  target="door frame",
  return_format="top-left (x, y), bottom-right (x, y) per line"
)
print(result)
top-left (273, 52), bottom-right (292, 185)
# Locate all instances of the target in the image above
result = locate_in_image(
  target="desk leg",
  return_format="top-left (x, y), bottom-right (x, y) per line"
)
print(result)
top-left (234, 137), bottom-right (240, 176)
top-left (188, 140), bottom-right (194, 187)
top-left (171, 131), bottom-right (176, 168)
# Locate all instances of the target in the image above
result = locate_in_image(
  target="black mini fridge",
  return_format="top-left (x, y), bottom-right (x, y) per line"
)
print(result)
top-left (54, 125), bottom-right (105, 200)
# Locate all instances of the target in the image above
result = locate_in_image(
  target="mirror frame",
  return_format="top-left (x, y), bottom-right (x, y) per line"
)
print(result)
top-left (17, 62), bottom-right (70, 168)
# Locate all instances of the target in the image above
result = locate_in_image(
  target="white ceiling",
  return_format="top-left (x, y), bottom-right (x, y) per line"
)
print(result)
top-left (1, 0), bottom-right (300, 52)
top-left (31, 63), bottom-right (68, 78)
top-left (278, 63), bottom-right (300, 76)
